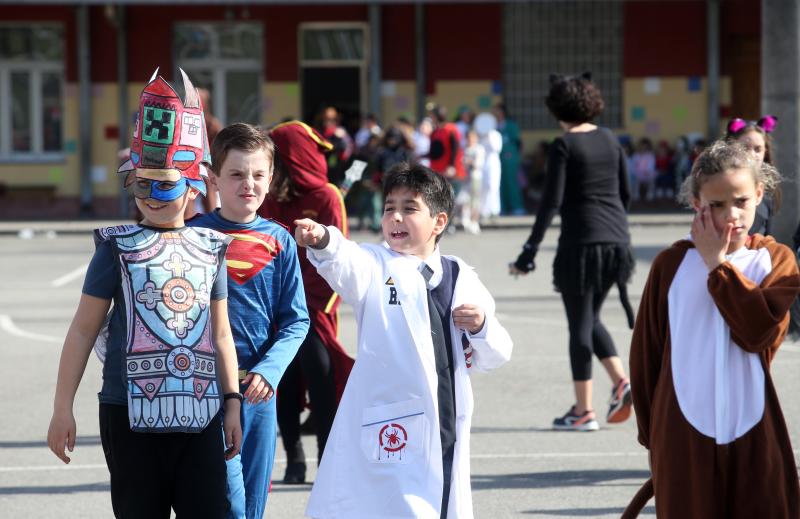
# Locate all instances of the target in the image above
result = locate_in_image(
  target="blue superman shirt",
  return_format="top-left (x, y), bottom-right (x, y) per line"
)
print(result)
top-left (189, 210), bottom-right (309, 388)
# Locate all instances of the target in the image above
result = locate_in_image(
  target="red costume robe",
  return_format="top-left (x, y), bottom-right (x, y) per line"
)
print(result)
top-left (259, 121), bottom-right (354, 400)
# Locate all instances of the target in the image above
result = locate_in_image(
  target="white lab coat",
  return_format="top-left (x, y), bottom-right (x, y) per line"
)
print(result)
top-left (305, 227), bottom-right (513, 519)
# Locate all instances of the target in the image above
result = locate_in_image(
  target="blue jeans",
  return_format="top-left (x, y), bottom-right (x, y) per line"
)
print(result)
top-left (226, 397), bottom-right (278, 519)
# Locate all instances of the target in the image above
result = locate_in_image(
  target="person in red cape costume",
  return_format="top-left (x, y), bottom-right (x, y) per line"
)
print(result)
top-left (258, 120), bottom-right (354, 484)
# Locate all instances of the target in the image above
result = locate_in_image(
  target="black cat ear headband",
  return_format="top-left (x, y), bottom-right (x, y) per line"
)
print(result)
top-left (549, 71), bottom-right (592, 85)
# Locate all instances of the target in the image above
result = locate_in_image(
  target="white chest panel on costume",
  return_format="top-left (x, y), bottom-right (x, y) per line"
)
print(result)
top-left (668, 247), bottom-right (771, 445)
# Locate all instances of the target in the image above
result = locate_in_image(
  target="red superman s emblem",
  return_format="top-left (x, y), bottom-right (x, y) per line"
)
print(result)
top-left (224, 231), bottom-right (282, 285)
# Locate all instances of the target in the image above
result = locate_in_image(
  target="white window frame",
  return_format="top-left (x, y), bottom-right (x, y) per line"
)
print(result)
top-left (173, 22), bottom-right (263, 125)
top-left (0, 23), bottom-right (65, 162)
top-left (298, 22), bottom-right (370, 118)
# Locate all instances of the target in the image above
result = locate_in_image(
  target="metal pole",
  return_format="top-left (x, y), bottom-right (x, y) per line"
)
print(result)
top-left (117, 5), bottom-right (129, 218)
top-left (368, 3), bottom-right (382, 122)
top-left (415, 2), bottom-right (426, 123)
top-left (77, 5), bottom-right (93, 217)
top-left (706, 0), bottom-right (720, 140)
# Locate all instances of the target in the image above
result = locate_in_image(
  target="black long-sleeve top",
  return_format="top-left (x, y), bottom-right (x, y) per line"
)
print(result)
top-left (525, 127), bottom-right (630, 248)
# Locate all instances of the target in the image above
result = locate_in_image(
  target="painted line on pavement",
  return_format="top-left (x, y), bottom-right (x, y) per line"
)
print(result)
top-left (497, 313), bottom-right (800, 352)
top-left (496, 313), bottom-right (630, 334)
top-left (0, 314), bottom-right (62, 344)
top-left (4, 449), bottom-right (800, 474)
top-left (0, 463), bottom-right (108, 472)
top-left (51, 263), bottom-right (89, 288)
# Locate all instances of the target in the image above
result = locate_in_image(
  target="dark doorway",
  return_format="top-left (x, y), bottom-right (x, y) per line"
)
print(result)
top-left (302, 67), bottom-right (361, 134)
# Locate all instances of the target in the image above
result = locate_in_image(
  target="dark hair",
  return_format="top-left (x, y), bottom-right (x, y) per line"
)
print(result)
top-left (725, 123), bottom-right (774, 165)
top-left (678, 140), bottom-right (780, 206)
top-left (210, 123), bottom-right (275, 176)
top-left (267, 153), bottom-right (298, 203)
top-left (545, 75), bottom-right (605, 123)
top-left (494, 102), bottom-right (509, 118)
top-left (382, 163), bottom-right (454, 242)
top-left (428, 104), bottom-right (447, 124)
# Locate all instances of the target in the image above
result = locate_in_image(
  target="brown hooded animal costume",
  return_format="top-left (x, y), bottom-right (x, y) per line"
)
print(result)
top-left (626, 235), bottom-right (800, 518)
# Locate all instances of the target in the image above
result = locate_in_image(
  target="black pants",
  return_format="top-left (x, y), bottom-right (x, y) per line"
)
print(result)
top-left (560, 285), bottom-right (618, 381)
top-left (99, 404), bottom-right (229, 519)
top-left (276, 327), bottom-right (338, 463)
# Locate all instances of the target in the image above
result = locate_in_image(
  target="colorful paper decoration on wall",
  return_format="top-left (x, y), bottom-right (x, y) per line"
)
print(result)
top-left (672, 106), bottom-right (688, 122)
top-left (644, 78), bottom-right (661, 95)
top-left (393, 96), bottom-right (410, 110)
top-left (631, 106), bottom-right (646, 121)
top-left (491, 80), bottom-right (503, 95)
top-left (688, 77), bottom-right (702, 92)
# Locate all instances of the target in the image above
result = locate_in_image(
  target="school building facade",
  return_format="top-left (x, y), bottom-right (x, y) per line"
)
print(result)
top-left (0, 0), bottom-right (760, 219)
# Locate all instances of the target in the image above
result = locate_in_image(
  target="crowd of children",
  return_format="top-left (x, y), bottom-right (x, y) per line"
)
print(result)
top-left (343, 102), bottom-right (522, 235)
top-left (45, 66), bottom-right (800, 518)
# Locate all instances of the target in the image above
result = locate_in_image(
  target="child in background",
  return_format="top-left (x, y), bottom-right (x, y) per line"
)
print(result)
top-left (462, 129), bottom-right (485, 234)
top-left (258, 121), bottom-right (355, 485)
top-left (725, 115), bottom-right (780, 236)
top-left (631, 138), bottom-right (656, 201)
top-left (372, 126), bottom-right (414, 231)
top-left (653, 140), bottom-right (674, 199)
top-left (299, 163), bottom-right (512, 518)
top-left (47, 70), bottom-right (242, 518)
top-left (625, 140), bottom-right (799, 517)
top-left (189, 123), bottom-right (310, 519)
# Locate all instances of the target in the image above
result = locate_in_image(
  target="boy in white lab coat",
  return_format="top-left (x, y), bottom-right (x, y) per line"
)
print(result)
top-left (294, 163), bottom-right (513, 519)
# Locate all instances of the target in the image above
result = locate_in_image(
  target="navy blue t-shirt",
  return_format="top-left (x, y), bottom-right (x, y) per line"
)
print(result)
top-left (82, 230), bottom-right (228, 405)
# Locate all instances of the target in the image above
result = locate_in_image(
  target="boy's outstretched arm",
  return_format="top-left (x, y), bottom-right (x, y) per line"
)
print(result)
top-left (246, 238), bottom-right (310, 403)
top-left (294, 218), bottom-right (376, 306)
top-left (48, 294), bottom-right (111, 464)
top-left (211, 299), bottom-right (243, 460)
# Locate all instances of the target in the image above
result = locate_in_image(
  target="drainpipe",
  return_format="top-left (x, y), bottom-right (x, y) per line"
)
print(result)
top-left (369, 3), bottom-right (382, 122)
top-left (706, 0), bottom-right (720, 140)
top-left (415, 2), bottom-right (426, 123)
top-left (77, 5), bottom-right (93, 217)
top-left (116, 5), bottom-right (129, 218)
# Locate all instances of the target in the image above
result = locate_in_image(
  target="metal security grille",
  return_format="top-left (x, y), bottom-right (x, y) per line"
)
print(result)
top-left (503, 1), bottom-right (623, 130)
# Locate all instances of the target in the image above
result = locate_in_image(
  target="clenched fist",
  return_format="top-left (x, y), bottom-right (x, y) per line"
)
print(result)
top-left (294, 218), bottom-right (330, 249)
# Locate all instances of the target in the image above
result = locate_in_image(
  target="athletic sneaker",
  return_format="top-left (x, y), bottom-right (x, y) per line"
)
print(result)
top-left (607, 378), bottom-right (633, 423)
top-left (552, 406), bottom-right (600, 431)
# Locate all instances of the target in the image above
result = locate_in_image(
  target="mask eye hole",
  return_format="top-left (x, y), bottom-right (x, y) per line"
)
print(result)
top-left (156, 181), bottom-right (177, 191)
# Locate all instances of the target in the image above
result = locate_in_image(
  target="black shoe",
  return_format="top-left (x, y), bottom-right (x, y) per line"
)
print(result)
top-left (283, 461), bottom-right (306, 484)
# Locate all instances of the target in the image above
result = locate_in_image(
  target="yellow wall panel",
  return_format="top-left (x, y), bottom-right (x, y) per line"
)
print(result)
top-left (623, 76), bottom-right (732, 144)
top-left (427, 81), bottom-right (502, 122)
top-left (380, 81), bottom-right (416, 125)
top-left (264, 82), bottom-right (301, 126)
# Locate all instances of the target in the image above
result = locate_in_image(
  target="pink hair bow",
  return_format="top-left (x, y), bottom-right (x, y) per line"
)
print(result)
top-left (757, 115), bottom-right (778, 133)
top-left (727, 115), bottom-right (778, 135)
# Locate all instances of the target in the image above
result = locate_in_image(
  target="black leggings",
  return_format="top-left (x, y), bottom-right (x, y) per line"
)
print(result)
top-left (99, 404), bottom-right (228, 518)
top-left (276, 327), bottom-right (338, 464)
top-left (560, 285), bottom-right (618, 381)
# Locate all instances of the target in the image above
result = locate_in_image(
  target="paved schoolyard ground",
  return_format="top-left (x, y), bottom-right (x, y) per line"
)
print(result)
top-left (1, 219), bottom-right (798, 517)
